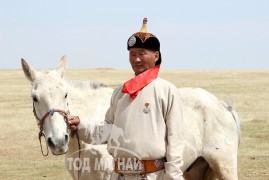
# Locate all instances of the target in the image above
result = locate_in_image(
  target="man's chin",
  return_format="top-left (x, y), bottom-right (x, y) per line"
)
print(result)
top-left (133, 67), bottom-right (146, 75)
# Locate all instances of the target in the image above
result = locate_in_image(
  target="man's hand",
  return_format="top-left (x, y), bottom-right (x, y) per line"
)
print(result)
top-left (68, 116), bottom-right (80, 132)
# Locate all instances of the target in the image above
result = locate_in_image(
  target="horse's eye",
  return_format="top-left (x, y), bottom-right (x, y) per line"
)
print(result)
top-left (33, 97), bottom-right (38, 102)
top-left (64, 93), bottom-right (68, 99)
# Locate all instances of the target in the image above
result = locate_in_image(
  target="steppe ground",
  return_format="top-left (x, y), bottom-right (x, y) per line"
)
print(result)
top-left (0, 69), bottom-right (268, 180)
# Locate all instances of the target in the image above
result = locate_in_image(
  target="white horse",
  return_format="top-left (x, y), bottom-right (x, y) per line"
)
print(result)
top-left (21, 56), bottom-right (114, 180)
top-left (22, 56), bottom-right (240, 180)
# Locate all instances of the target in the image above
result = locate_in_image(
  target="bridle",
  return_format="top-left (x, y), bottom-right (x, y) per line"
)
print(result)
top-left (33, 105), bottom-right (71, 156)
top-left (33, 103), bottom-right (81, 179)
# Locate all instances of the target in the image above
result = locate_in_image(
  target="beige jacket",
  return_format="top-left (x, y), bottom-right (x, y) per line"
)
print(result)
top-left (88, 78), bottom-right (184, 179)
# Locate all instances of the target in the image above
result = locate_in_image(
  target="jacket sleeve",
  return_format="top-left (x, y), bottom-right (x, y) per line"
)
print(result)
top-left (163, 87), bottom-right (185, 180)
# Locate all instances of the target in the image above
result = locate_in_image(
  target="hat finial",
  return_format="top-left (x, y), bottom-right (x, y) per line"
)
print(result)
top-left (140, 18), bottom-right (147, 33)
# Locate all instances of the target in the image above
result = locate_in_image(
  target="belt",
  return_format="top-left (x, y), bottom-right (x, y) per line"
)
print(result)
top-left (114, 157), bottom-right (166, 176)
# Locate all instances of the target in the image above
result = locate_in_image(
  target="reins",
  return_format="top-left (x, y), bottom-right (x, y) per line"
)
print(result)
top-left (33, 103), bottom-right (81, 179)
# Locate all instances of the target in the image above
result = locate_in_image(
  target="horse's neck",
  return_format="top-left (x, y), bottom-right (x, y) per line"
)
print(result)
top-left (64, 79), bottom-right (113, 123)
top-left (64, 79), bottom-right (113, 152)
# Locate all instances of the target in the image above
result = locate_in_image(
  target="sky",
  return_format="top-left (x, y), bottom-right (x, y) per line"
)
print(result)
top-left (0, 0), bottom-right (269, 70)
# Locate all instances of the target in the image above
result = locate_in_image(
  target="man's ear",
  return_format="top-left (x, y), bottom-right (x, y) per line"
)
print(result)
top-left (154, 51), bottom-right (159, 62)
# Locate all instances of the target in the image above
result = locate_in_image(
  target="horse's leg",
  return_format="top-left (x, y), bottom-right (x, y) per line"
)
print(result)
top-left (200, 103), bottom-right (239, 180)
top-left (202, 147), bottom-right (238, 180)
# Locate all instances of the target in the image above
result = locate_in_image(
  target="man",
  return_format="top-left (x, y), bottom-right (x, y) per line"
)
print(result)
top-left (69, 18), bottom-right (184, 180)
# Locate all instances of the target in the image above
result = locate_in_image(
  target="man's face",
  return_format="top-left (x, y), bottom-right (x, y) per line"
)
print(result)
top-left (129, 48), bottom-right (159, 75)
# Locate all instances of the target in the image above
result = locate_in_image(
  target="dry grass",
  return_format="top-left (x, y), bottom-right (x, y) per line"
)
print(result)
top-left (0, 69), bottom-right (268, 180)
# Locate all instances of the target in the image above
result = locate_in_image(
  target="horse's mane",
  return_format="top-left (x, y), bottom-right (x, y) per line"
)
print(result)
top-left (64, 78), bottom-right (108, 90)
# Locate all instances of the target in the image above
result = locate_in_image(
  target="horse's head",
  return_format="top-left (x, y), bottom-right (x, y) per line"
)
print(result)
top-left (21, 56), bottom-right (70, 155)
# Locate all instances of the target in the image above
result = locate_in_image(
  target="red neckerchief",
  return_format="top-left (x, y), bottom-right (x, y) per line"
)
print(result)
top-left (122, 65), bottom-right (160, 99)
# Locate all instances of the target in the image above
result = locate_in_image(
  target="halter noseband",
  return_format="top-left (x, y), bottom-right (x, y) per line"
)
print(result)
top-left (38, 108), bottom-right (70, 128)
top-left (33, 103), bottom-right (70, 156)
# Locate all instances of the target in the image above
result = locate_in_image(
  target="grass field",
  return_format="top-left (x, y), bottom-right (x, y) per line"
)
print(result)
top-left (0, 69), bottom-right (268, 180)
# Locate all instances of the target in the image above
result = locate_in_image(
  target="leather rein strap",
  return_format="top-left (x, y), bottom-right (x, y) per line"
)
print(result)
top-left (33, 103), bottom-right (81, 179)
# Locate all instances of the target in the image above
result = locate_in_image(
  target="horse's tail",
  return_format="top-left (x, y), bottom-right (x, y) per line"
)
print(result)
top-left (221, 100), bottom-right (241, 145)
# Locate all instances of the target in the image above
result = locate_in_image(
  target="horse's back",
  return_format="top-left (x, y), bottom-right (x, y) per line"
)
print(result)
top-left (178, 87), bottom-right (240, 144)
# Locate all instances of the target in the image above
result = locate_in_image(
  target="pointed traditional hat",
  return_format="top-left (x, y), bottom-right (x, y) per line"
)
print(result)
top-left (127, 18), bottom-right (161, 65)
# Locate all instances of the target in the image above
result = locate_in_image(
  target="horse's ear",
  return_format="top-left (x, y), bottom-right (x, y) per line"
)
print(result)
top-left (21, 58), bottom-right (37, 82)
top-left (57, 55), bottom-right (67, 77)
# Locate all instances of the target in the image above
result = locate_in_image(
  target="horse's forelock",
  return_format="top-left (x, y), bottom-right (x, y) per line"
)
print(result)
top-left (33, 70), bottom-right (63, 83)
